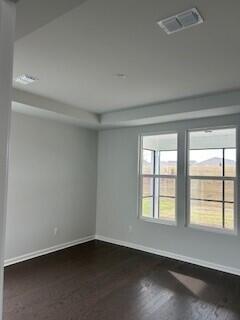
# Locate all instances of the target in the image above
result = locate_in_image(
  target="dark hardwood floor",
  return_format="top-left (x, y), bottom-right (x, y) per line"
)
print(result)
top-left (3, 240), bottom-right (240, 320)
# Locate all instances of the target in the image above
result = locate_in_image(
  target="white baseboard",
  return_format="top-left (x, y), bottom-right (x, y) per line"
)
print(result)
top-left (4, 235), bottom-right (95, 267)
top-left (5, 234), bottom-right (240, 276)
top-left (95, 235), bottom-right (240, 276)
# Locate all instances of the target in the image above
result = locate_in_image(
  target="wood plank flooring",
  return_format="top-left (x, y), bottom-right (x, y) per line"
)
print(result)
top-left (3, 240), bottom-right (240, 319)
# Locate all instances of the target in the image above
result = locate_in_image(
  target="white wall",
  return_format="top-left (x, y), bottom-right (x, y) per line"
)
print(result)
top-left (96, 114), bottom-right (240, 273)
top-left (5, 111), bottom-right (97, 260)
top-left (6, 110), bottom-right (240, 274)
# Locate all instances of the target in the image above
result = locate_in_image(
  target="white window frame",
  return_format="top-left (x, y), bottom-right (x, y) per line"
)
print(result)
top-left (186, 126), bottom-right (238, 235)
top-left (138, 131), bottom-right (178, 226)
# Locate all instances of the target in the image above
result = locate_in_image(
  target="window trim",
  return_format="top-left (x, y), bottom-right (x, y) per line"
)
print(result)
top-left (138, 131), bottom-right (178, 226)
top-left (185, 126), bottom-right (238, 235)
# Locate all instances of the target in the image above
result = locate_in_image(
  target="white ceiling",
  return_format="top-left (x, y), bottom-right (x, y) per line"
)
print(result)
top-left (15, 0), bottom-right (88, 40)
top-left (14, 0), bottom-right (240, 114)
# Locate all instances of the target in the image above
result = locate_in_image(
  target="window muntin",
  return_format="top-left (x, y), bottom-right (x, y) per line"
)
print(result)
top-left (188, 128), bottom-right (236, 231)
top-left (140, 133), bottom-right (178, 222)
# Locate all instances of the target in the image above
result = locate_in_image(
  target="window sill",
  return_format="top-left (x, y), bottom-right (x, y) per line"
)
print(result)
top-left (139, 216), bottom-right (177, 226)
top-left (188, 223), bottom-right (237, 236)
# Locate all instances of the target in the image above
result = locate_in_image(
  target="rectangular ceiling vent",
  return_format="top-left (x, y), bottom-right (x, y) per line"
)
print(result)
top-left (157, 8), bottom-right (203, 35)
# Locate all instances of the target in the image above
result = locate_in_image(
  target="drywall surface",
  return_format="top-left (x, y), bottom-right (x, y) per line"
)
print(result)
top-left (5, 112), bottom-right (97, 260)
top-left (96, 114), bottom-right (240, 271)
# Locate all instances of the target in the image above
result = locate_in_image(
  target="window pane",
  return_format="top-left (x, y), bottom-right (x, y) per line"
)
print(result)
top-left (188, 128), bottom-right (236, 232)
top-left (224, 203), bottom-right (234, 230)
top-left (190, 179), bottom-right (222, 201)
top-left (189, 149), bottom-right (223, 176)
top-left (142, 177), bottom-right (153, 197)
top-left (189, 128), bottom-right (236, 149)
top-left (160, 151), bottom-right (177, 175)
top-left (143, 133), bottom-right (177, 151)
top-left (225, 181), bottom-right (234, 202)
top-left (225, 149), bottom-right (236, 177)
top-left (190, 200), bottom-right (223, 229)
top-left (142, 149), bottom-right (154, 174)
top-left (141, 133), bottom-right (178, 222)
top-left (142, 133), bottom-right (177, 176)
top-left (159, 178), bottom-right (175, 197)
top-left (142, 197), bottom-right (153, 218)
top-left (189, 128), bottom-right (236, 178)
top-left (159, 197), bottom-right (175, 221)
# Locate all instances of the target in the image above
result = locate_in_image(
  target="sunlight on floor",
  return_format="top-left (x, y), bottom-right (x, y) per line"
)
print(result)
top-left (170, 271), bottom-right (207, 296)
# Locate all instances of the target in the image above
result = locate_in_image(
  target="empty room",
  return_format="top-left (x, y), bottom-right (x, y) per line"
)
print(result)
top-left (1, 0), bottom-right (240, 319)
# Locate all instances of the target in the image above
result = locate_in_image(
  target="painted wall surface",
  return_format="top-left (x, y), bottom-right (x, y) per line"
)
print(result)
top-left (5, 112), bottom-right (97, 260)
top-left (0, 1), bottom-right (16, 317)
top-left (96, 114), bottom-right (240, 270)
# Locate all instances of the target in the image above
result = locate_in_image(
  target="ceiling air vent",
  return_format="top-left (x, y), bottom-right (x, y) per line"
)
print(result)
top-left (157, 8), bottom-right (203, 34)
top-left (14, 74), bottom-right (38, 85)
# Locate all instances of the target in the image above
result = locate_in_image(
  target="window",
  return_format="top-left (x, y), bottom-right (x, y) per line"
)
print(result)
top-left (187, 128), bottom-right (237, 232)
top-left (140, 133), bottom-right (178, 223)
